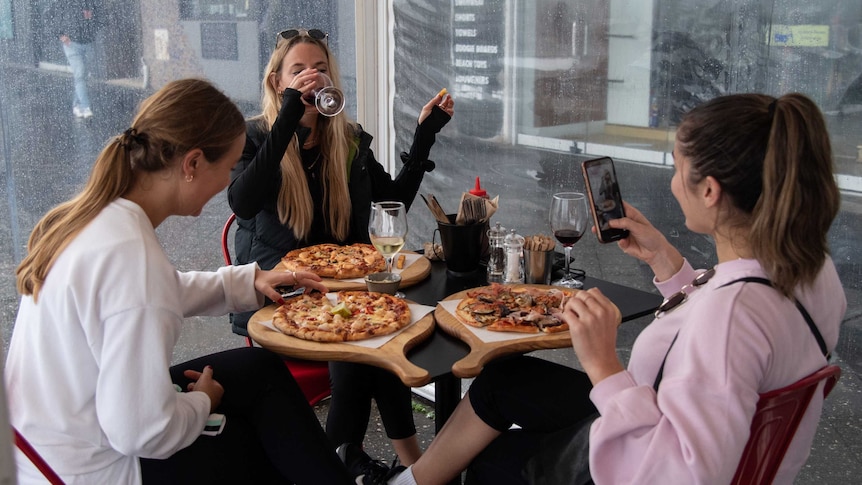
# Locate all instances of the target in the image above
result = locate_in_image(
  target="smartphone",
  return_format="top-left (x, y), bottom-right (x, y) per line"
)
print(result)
top-left (582, 156), bottom-right (629, 243)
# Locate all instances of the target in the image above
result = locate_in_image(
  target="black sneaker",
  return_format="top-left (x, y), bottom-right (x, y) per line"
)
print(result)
top-left (336, 443), bottom-right (406, 485)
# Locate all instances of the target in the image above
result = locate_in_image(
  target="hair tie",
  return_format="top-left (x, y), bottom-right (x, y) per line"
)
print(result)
top-left (119, 127), bottom-right (144, 149)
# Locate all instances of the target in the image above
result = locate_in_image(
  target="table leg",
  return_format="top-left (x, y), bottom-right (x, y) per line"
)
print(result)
top-left (433, 374), bottom-right (463, 485)
top-left (433, 373), bottom-right (461, 434)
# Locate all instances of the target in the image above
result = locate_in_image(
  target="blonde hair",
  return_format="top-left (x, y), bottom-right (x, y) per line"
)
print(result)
top-left (16, 79), bottom-right (245, 300)
top-left (256, 33), bottom-right (354, 241)
top-left (676, 93), bottom-right (840, 296)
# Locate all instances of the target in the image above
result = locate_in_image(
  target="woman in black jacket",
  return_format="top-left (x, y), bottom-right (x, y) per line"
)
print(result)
top-left (228, 28), bottom-right (453, 466)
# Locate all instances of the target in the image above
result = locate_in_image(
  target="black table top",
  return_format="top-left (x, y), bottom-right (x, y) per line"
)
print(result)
top-left (403, 259), bottom-right (663, 379)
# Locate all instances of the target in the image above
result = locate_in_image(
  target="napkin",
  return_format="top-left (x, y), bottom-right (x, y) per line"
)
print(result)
top-left (455, 193), bottom-right (499, 225)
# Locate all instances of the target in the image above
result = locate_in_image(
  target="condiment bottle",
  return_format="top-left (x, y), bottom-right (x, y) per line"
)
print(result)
top-left (469, 177), bottom-right (491, 263)
top-left (503, 229), bottom-right (525, 284)
top-left (469, 177), bottom-right (487, 198)
top-left (486, 222), bottom-right (506, 283)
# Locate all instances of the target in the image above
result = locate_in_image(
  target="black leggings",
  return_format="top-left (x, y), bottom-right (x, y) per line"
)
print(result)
top-left (325, 361), bottom-right (417, 446)
top-left (139, 347), bottom-right (353, 485)
top-left (464, 356), bottom-right (597, 484)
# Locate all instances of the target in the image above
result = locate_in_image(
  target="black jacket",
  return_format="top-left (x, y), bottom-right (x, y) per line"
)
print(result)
top-left (227, 88), bottom-right (449, 334)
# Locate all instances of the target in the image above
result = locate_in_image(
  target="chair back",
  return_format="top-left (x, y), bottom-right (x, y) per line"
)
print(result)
top-left (221, 212), bottom-right (237, 266)
top-left (13, 427), bottom-right (66, 484)
top-left (730, 364), bottom-right (841, 485)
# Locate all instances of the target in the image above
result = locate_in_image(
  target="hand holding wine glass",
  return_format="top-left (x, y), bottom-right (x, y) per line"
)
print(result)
top-left (550, 192), bottom-right (589, 288)
top-left (304, 72), bottom-right (345, 117)
top-left (368, 201), bottom-right (407, 297)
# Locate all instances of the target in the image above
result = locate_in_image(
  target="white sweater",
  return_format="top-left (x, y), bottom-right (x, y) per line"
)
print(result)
top-left (5, 198), bottom-right (262, 484)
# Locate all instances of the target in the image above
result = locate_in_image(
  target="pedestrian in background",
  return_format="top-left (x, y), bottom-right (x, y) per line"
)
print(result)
top-left (54, 0), bottom-right (100, 119)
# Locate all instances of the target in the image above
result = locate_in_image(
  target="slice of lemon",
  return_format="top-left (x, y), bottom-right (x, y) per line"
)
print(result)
top-left (331, 301), bottom-right (352, 318)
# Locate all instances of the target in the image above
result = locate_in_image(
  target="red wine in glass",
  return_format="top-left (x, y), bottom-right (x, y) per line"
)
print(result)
top-left (549, 192), bottom-right (589, 288)
top-left (553, 229), bottom-right (582, 246)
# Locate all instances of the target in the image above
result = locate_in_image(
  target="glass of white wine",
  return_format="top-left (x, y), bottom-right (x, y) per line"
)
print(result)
top-left (368, 201), bottom-right (407, 297)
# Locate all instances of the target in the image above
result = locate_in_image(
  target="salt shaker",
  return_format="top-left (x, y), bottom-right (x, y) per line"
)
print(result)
top-left (486, 222), bottom-right (506, 283)
top-left (503, 229), bottom-right (525, 284)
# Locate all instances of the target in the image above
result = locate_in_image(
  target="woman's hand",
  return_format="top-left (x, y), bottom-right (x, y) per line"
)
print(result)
top-left (562, 288), bottom-right (625, 385)
top-left (183, 366), bottom-right (224, 413)
top-left (286, 68), bottom-right (320, 100)
top-left (610, 202), bottom-right (683, 281)
top-left (254, 268), bottom-right (328, 305)
top-left (419, 91), bottom-right (454, 124)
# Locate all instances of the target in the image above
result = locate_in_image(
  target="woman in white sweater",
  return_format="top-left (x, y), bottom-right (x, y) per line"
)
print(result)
top-left (5, 79), bottom-right (354, 484)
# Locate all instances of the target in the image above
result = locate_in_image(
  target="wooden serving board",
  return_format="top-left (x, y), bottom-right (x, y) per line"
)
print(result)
top-left (275, 250), bottom-right (431, 291)
top-left (247, 303), bottom-right (436, 387)
top-left (435, 285), bottom-right (575, 378)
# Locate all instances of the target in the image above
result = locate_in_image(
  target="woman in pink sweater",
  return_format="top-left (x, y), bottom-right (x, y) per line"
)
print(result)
top-left (342, 93), bottom-right (846, 485)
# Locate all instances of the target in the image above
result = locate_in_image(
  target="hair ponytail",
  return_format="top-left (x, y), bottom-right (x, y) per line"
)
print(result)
top-left (750, 94), bottom-right (839, 296)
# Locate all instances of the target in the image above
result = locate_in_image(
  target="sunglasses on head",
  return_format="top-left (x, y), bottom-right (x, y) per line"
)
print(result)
top-left (276, 28), bottom-right (328, 47)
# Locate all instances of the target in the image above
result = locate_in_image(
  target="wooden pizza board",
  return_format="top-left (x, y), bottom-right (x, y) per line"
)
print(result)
top-left (248, 303), bottom-right (436, 387)
top-left (435, 285), bottom-right (576, 378)
top-left (275, 250), bottom-right (431, 291)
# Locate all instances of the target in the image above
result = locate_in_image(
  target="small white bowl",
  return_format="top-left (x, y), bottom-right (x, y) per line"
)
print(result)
top-left (364, 272), bottom-right (402, 295)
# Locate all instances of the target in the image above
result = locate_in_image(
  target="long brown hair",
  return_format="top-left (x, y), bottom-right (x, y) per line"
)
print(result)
top-left (16, 79), bottom-right (245, 300)
top-left (676, 93), bottom-right (840, 296)
top-left (254, 31), bottom-right (354, 241)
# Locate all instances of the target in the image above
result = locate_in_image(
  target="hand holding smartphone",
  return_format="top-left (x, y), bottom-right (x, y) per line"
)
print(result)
top-left (582, 156), bottom-right (629, 243)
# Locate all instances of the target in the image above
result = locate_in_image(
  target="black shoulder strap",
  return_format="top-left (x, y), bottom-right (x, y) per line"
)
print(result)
top-left (653, 276), bottom-right (828, 392)
top-left (652, 332), bottom-right (679, 391)
top-left (724, 277), bottom-right (828, 358)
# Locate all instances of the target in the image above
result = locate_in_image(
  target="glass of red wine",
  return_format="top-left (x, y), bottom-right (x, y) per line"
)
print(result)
top-left (549, 192), bottom-right (589, 288)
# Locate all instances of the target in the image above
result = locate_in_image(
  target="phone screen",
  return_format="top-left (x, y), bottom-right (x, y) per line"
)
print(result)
top-left (582, 157), bottom-right (629, 243)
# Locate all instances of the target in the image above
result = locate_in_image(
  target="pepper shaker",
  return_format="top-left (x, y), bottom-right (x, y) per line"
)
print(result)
top-left (486, 222), bottom-right (506, 283)
top-left (503, 229), bottom-right (525, 284)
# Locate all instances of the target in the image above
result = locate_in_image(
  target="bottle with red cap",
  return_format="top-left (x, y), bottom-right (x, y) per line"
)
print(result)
top-left (469, 177), bottom-right (487, 198)
top-left (469, 177), bottom-right (491, 265)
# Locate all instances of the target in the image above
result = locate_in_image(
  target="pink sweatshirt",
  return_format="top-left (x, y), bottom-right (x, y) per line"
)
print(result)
top-left (589, 258), bottom-right (844, 484)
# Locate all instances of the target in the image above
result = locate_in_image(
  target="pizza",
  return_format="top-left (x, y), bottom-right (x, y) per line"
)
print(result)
top-left (272, 291), bottom-right (411, 342)
top-left (455, 283), bottom-right (575, 334)
top-left (282, 243), bottom-right (386, 279)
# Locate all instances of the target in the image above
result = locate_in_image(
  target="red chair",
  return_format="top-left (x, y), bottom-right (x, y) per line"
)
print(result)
top-left (221, 213), bottom-right (331, 405)
top-left (12, 426), bottom-right (65, 484)
top-left (730, 364), bottom-right (841, 485)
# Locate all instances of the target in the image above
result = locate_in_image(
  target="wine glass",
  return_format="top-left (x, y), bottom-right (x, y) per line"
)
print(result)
top-left (304, 72), bottom-right (345, 117)
top-left (549, 192), bottom-right (589, 288)
top-left (368, 201), bottom-right (408, 297)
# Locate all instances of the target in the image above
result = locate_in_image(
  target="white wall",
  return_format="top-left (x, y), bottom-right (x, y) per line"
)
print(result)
top-left (606, 0), bottom-right (654, 126)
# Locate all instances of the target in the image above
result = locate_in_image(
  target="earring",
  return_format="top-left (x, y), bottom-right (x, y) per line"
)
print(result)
top-left (185, 175), bottom-right (194, 183)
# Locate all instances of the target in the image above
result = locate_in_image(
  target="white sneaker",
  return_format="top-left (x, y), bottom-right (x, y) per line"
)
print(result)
top-left (73, 106), bottom-right (83, 118)
top-left (80, 108), bottom-right (93, 119)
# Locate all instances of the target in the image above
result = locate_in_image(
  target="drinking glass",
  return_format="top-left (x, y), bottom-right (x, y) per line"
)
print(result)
top-left (368, 201), bottom-right (408, 297)
top-left (304, 72), bottom-right (345, 117)
top-left (549, 192), bottom-right (589, 288)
